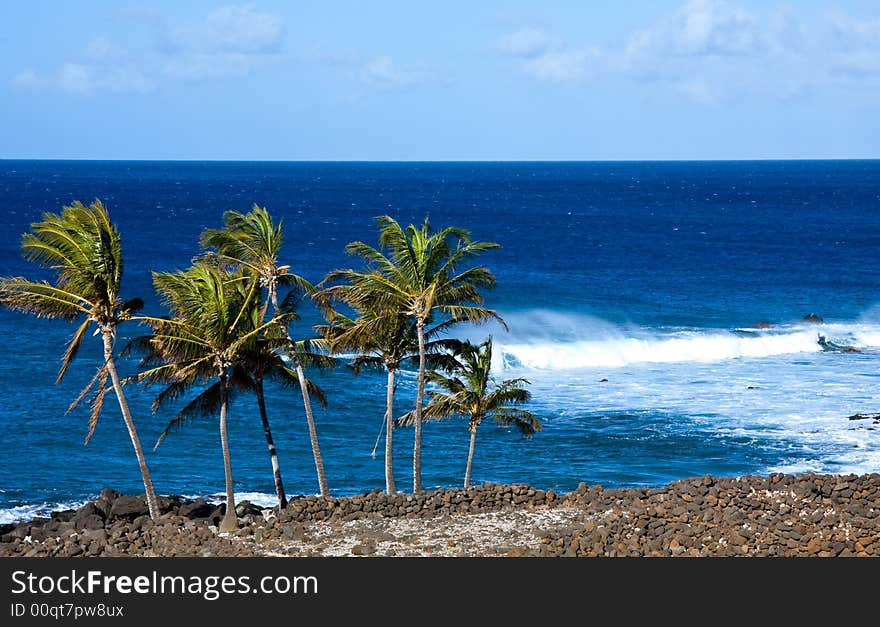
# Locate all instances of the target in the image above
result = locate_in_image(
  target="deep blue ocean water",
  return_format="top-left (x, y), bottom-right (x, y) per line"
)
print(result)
top-left (1, 160), bottom-right (878, 521)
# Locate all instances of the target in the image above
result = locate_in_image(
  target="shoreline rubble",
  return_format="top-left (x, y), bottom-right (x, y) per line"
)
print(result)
top-left (2, 472), bottom-right (879, 557)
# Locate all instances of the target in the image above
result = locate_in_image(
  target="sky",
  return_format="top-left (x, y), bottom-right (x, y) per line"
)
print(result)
top-left (1, 0), bottom-right (879, 160)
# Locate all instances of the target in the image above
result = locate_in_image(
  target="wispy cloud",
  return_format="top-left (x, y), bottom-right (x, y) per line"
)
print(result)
top-left (12, 4), bottom-right (285, 95)
top-left (522, 49), bottom-right (596, 83)
top-left (58, 61), bottom-right (157, 94)
top-left (203, 4), bottom-right (284, 54)
top-left (359, 56), bottom-right (428, 89)
top-left (498, 28), bottom-right (555, 58)
top-left (499, 27), bottom-right (597, 84)
top-left (625, 0), bottom-right (762, 60)
top-left (500, 1), bottom-right (880, 102)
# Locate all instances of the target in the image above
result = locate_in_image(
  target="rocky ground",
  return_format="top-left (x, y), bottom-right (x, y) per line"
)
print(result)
top-left (2, 472), bottom-right (879, 557)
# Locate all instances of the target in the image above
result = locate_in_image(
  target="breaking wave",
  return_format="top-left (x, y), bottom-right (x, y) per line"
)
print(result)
top-left (489, 311), bottom-right (880, 371)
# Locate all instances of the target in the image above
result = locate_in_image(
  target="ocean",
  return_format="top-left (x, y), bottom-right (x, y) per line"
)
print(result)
top-left (1, 160), bottom-right (878, 522)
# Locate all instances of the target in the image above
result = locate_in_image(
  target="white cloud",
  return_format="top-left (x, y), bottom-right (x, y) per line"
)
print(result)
top-left (522, 49), bottom-right (596, 83)
top-left (499, 27), bottom-right (597, 84)
top-left (625, 0), bottom-right (761, 62)
top-left (498, 28), bottom-right (554, 58)
top-left (496, 1), bottom-right (880, 103)
top-left (154, 3), bottom-right (285, 81)
top-left (57, 61), bottom-right (156, 94)
top-left (20, 4), bottom-right (285, 95)
top-left (359, 56), bottom-right (426, 89)
top-left (204, 4), bottom-right (284, 54)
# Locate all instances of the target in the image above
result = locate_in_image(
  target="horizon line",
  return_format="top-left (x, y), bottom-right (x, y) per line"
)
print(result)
top-left (2, 157), bottom-right (879, 163)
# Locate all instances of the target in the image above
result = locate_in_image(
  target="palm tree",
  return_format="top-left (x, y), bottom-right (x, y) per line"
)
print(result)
top-left (139, 263), bottom-right (274, 532)
top-left (0, 199), bottom-right (161, 519)
top-left (200, 205), bottom-right (331, 498)
top-left (316, 298), bottom-right (458, 495)
top-left (401, 338), bottom-right (540, 488)
top-left (341, 215), bottom-right (503, 493)
top-left (316, 308), bottom-right (407, 495)
top-left (130, 329), bottom-right (328, 510)
top-left (239, 332), bottom-right (328, 507)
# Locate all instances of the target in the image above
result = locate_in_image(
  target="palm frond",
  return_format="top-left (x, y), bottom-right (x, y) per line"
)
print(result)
top-left (491, 407), bottom-right (542, 436)
top-left (57, 318), bottom-right (92, 383)
top-left (84, 365), bottom-right (110, 444)
top-left (66, 361), bottom-right (106, 415)
top-left (0, 277), bottom-right (91, 320)
top-left (154, 380), bottom-right (242, 449)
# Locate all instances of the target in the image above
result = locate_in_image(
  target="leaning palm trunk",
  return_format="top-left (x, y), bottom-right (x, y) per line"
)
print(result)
top-left (464, 424), bottom-right (478, 489)
top-left (271, 290), bottom-right (329, 498)
top-left (102, 331), bottom-right (160, 520)
top-left (255, 376), bottom-right (286, 508)
top-left (218, 373), bottom-right (238, 532)
top-left (384, 366), bottom-right (396, 495)
top-left (294, 358), bottom-right (329, 498)
top-left (413, 320), bottom-right (427, 493)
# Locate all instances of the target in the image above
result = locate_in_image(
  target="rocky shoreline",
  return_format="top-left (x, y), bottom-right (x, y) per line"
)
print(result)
top-left (2, 472), bottom-right (879, 557)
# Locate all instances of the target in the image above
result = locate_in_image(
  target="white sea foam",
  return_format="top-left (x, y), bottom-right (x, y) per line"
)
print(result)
top-left (0, 500), bottom-right (87, 525)
top-left (489, 311), bottom-right (880, 371)
top-left (0, 491), bottom-right (291, 524)
top-left (193, 491), bottom-right (299, 509)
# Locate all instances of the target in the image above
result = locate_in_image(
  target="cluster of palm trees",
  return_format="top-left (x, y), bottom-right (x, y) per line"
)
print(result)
top-left (0, 199), bottom-right (541, 529)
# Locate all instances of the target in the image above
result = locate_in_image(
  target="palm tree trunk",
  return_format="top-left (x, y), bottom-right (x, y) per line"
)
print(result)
top-left (464, 425), bottom-right (477, 489)
top-left (295, 359), bottom-right (329, 498)
top-left (218, 373), bottom-right (238, 532)
top-left (255, 375), bottom-right (286, 509)
top-left (271, 290), bottom-right (329, 498)
top-left (413, 319), bottom-right (426, 493)
top-left (384, 366), bottom-right (396, 495)
top-left (102, 331), bottom-right (160, 520)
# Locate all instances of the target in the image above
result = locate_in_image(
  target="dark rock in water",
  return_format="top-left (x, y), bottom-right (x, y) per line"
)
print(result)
top-left (109, 495), bottom-right (149, 520)
top-left (848, 413), bottom-right (880, 423)
top-left (817, 335), bottom-right (860, 353)
top-left (754, 321), bottom-right (772, 329)
top-left (803, 313), bottom-right (824, 323)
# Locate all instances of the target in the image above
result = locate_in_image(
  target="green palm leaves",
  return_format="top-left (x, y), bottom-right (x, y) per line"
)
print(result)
top-left (406, 338), bottom-right (540, 488)
top-left (2, 200), bottom-right (540, 511)
top-left (0, 199), bottom-right (160, 519)
top-left (202, 204), bottom-right (330, 500)
top-left (323, 215), bottom-right (504, 493)
top-left (139, 263), bottom-right (273, 531)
